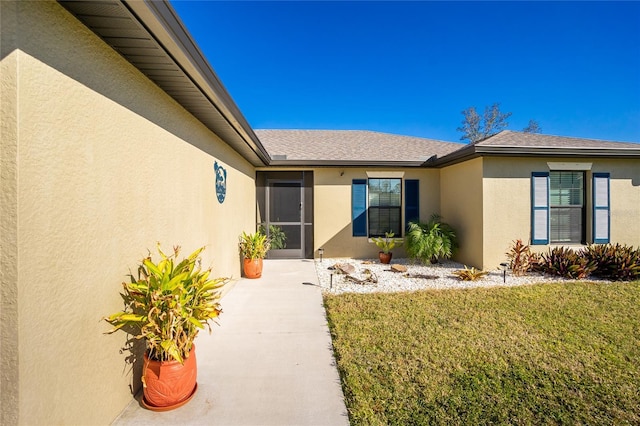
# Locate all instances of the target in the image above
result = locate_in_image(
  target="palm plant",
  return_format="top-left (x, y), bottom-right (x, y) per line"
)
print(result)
top-left (405, 214), bottom-right (458, 264)
top-left (372, 231), bottom-right (401, 254)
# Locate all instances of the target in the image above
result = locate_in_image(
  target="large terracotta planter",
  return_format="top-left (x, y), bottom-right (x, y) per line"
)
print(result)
top-left (243, 258), bottom-right (263, 279)
top-left (379, 252), bottom-right (393, 264)
top-left (142, 345), bottom-right (198, 411)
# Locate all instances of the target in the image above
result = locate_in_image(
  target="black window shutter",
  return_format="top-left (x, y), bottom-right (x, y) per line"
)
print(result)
top-left (405, 179), bottom-right (419, 229)
top-left (352, 179), bottom-right (367, 236)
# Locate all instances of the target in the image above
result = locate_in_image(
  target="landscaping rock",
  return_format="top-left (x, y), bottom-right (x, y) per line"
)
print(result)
top-left (316, 257), bottom-right (589, 295)
top-left (333, 263), bottom-right (356, 275)
top-left (404, 273), bottom-right (438, 280)
top-left (390, 264), bottom-right (408, 273)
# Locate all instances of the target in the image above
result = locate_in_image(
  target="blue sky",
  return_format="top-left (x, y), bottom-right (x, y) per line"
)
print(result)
top-left (170, 1), bottom-right (640, 143)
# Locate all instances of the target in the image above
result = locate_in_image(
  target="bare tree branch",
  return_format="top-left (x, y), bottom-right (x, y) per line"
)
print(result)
top-left (457, 103), bottom-right (512, 143)
top-left (523, 119), bottom-right (542, 133)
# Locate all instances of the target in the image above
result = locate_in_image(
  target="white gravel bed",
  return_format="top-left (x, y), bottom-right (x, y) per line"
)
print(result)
top-left (315, 258), bottom-right (605, 295)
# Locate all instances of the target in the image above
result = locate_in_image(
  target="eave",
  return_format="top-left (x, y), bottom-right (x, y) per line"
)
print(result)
top-left (58, 0), bottom-right (270, 167)
top-left (430, 144), bottom-right (640, 168)
top-left (267, 159), bottom-right (430, 167)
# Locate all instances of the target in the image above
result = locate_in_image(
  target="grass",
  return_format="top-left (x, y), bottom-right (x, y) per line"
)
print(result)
top-left (324, 281), bottom-right (640, 425)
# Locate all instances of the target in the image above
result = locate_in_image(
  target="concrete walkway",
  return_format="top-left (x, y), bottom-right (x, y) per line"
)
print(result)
top-left (113, 259), bottom-right (349, 426)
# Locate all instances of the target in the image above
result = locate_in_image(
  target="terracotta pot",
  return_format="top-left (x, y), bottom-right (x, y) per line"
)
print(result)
top-left (142, 345), bottom-right (197, 411)
top-left (379, 252), bottom-right (393, 264)
top-left (243, 258), bottom-right (263, 279)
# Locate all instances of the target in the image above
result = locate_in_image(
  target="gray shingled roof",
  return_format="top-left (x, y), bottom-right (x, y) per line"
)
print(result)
top-left (475, 130), bottom-right (640, 149)
top-left (254, 130), bottom-right (463, 165)
top-left (432, 130), bottom-right (640, 167)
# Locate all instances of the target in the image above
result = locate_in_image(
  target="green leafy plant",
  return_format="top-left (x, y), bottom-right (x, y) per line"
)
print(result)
top-left (405, 214), bottom-right (458, 264)
top-left (584, 243), bottom-right (640, 281)
top-left (506, 239), bottom-right (539, 276)
top-left (259, 224), bottom-right (287, 250)
top-left (104, 244), bottom-right (227, 363)
top-left (372, 231), bottom-right (401, 254)
top-left (452, 265), bottom-right (488, 281)
top-left (238, 231), bottom-right (271, 260)
top-left (537, 246), bottom-right (596, 279)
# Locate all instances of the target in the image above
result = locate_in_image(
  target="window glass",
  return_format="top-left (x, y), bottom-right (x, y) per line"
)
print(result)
top-left (549, 171), bottom-right (585, 244)
top-left (368, 178), bottom-right (402, 237)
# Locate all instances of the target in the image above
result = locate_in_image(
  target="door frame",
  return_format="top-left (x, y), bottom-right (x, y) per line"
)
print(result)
top-left (265, 178), bottom-right (304, 259)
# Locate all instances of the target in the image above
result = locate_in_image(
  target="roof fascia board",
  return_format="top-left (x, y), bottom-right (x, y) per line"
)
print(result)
top-left (267, 160), bottom-right (428, 167)
top-left (433, 145), bottom-right (640, 167)
top-left (122, 0), bottom-right (271, 165)
top-left (476, 145), bottom-right (640, 156)
top-left (426, 144), bottom-right (478, 167)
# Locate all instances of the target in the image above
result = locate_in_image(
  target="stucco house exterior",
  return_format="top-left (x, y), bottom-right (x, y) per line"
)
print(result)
top-left (2, 1), bottom-right (263, 424)
top-left (255, 129), bottom-right (640, 269)
top-left (1, 0), bottom-right (639, 424)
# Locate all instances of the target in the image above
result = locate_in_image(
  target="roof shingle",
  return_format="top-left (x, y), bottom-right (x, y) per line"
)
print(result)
top-left (254, 129), bottom-right (463, 164)
top-left (475, 130), bottom-right (640, 149)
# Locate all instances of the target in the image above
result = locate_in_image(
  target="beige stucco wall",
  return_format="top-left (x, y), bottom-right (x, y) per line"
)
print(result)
top-left (482, 156), bottom-right (640, 269)
top-left (599, 159), bottom-right (640, 246)
top-left (313, 167), bottom-right (440, 259)
top-left (1, 2), bottom-right (256, 424)
top-left (1, 3), bottom-right (20, 425)
top-left (440, 158), bottom-right (484, 268)
top-left (482, 157), bottom-right (540, 269)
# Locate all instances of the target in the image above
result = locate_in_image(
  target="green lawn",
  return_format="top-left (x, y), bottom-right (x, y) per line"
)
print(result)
top-left (324, 281), bottom-right (640, 425)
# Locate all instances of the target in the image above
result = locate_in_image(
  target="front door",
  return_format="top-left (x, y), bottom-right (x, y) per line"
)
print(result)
top-left (265, 179), bottom-right (304, 258)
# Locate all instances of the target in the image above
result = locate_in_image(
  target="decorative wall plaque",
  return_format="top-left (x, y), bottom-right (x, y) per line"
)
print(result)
top-left (214, 161), bottom-right (227, 203)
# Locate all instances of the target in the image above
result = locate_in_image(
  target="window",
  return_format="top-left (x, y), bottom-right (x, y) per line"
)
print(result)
top-left (531, 171), bottom-right (610, 245)
top-left (549, 171), bottom-right (585, 244)
top-left (368, 178), bottom-right (401, 237)
top-left (352, 178), bottom-right (418, 238)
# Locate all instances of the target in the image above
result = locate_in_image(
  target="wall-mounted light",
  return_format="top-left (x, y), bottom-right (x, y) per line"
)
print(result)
top-left (339, 171), bottom-right (344, 176)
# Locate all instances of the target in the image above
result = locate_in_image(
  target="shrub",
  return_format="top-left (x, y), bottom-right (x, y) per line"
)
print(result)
top-left (506, 239), bottom-right (538, 276)
top-left (238, 230), bottom-right (270, 260)
top-left (537, 247), bottom-right (596, 279)
top-left (452, 266), bottom-right (488, 281)
top-left (104, 245), bottom-right (227, 362)
top-left (405, 214), bottom-right (457, 264)
top-left (584, 243), bottom-right (640, 281)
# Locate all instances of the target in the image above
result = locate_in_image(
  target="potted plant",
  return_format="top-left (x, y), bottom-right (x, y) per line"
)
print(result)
top-left (104, 244), bottom-right (227, 411)
top-left (372, 231), bottom-right (401, 264)
top-left (239, 230), bottom-right (270, 278)
top-left (259, 224), bottom-right (287, 249)
top-left (405, 214), bottom-right (458, 264)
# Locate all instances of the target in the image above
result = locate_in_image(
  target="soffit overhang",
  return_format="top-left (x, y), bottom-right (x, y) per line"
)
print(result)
top-left (58, 0), bottom-right (270, 166)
